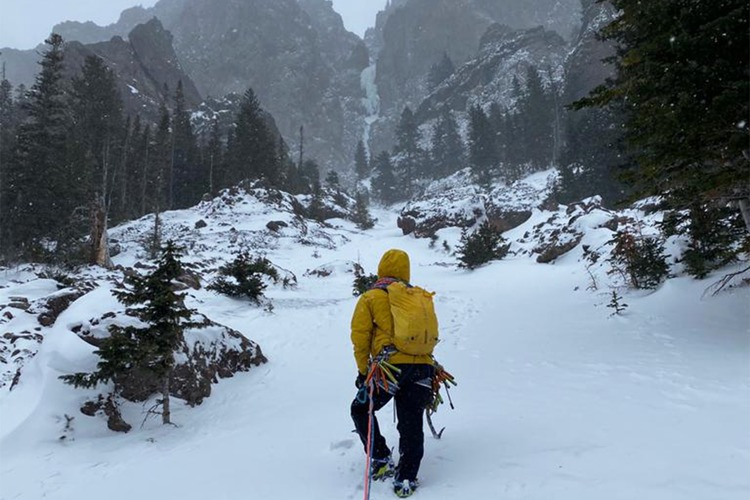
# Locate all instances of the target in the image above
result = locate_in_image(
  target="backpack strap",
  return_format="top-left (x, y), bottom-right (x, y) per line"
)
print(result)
top-left (371, 276), bottom-right (401, 291)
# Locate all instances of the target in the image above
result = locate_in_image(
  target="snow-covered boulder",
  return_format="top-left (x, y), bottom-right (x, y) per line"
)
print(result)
top-left (398, 168), bottom-right (554, 237)
top-left (70, 309), bottom-right (267, 407)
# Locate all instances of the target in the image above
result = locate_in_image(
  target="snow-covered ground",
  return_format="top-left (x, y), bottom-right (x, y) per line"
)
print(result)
top-left (1, 203), bottom-right (748, 500)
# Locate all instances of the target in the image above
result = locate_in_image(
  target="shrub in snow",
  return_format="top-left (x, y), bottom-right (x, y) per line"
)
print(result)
top-left (606, 290), bottom-right (628, 316)
top-left (609, 230), bottom-right (669, 289)
top-left (351, 190), bottom-right (376, 230)
top-left (456, 220), bottom-right (510, 270)
top-left (352, 264), bottom-right (377, 296)
top-left (208, 251), bottom-right (279, 304)
top-left (681, 205), bottom-right (743, 279)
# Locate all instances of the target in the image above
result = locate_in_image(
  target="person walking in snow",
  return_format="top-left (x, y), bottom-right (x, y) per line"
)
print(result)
top-left (350, 248), bottom-right (438, 498)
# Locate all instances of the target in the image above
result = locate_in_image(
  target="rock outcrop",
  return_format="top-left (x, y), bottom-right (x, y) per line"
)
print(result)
top-left (62, 19), bottom-right (201, 122)
top-left (416, 25), bottom-right (568, 123)
top-left (70, 310), bottom-right (267, 407)
top-left (365, 0), bottom-right (581, 155)
top-left (398, 168), bottom-right (550, 238)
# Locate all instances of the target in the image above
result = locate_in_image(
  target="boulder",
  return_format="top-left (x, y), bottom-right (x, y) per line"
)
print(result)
top-left (71, 311), bottom-right (267, 407)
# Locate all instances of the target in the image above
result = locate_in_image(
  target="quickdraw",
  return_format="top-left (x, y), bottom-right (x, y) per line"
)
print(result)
top-left (426, 363), bottom-right (457, 439)
top-left (366, 359), bottom-right (402, 395)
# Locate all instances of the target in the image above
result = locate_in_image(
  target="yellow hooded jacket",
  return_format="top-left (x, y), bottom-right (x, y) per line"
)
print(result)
top-left (350, 249), bottom-right (435, 375)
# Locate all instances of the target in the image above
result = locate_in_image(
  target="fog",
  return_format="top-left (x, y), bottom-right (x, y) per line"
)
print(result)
top-left (0, 0), bottom-right (387, 49)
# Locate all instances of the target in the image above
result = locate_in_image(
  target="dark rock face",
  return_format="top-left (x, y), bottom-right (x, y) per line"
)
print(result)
top-left (416, 25), bottom-right (568, 123)
top-left (62, 19), bottom-right (202, 123)
top-left (52, 7), bottom-right (153, 45)
top-left (398, 205), bottom-right (484, 238)
top-left (147, 0), bottom-right (368, 171)
top-left (146, 0), bottom-right (367, 171)
top-left (367, 0), bottom-right (581, 155)
top-left (34, 285), bottom-right (96, 327)
top-left (81, 395), bottom-right (132, 433)
top-left (485, 209), bottom-right (533, 233)
top-left (562, 0), bottom-right (618, 104)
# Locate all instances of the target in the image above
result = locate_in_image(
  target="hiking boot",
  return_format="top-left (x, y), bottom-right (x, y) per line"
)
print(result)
top-left (393, 479), bottom-right (418, 497)
top-left (370, 456), bottom-right (395, 481)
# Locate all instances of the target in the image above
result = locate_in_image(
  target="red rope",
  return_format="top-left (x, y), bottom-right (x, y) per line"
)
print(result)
top-left (363, 374), bottom-right (376, 500)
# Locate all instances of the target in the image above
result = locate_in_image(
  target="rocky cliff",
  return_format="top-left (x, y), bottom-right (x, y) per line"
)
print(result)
top-left (562, 0), bottom-right (618, 104)
top-left (1, 0), bottom-right (617, 179)
top-left (416, 25), bottom-right (568, 122)
top-left (62, 19), bottom-right (201, 123)
top-left (365, 0), bottom-right (582, 157)
top-left (55, 0), bottom-right (368, 172)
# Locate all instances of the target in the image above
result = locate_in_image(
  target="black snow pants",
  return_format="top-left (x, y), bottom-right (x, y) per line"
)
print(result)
top-left (351, 363), bottom-right (435, 482)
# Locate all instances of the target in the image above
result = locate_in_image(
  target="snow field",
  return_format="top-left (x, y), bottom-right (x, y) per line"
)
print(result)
top-left (1, 208), bottom-right (748, 500)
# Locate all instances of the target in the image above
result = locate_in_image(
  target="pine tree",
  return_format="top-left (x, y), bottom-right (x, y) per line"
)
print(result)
top-left (558, 106), bottom-right (627, 207)
top-left (609, 230), bottom-right (669, 289)
top-left (137, 123), bottom-right (152, 218)
top-left (427, 52), bottom-right (455, 92)
top-left (205, 117), bottom-right (223, 197)
top-left (278, 136), bottom-right (304, 194)
top-left (7, 34), bottom-right (72, 257)
top-left (354, 139), bottom-right (369, 180)
top-left (487, 103), bottom-right (506, 163)
top-left (468, 105), bottom-right (497, 186)
top-left (12, 84), bottom-right (28, 122)
top-left (606, 290), bottom-right (628, 316)
top-left (430, 107), bottom-right (465, 178)
top-left (307, 179), bottom-right (326, 222)
top-left (575, 0), bottom-right (749, 229)
top-left (208, 251), bottom-right (279, 304)
top-left (352, 190), bottom-right (375, 230)
top-left (371, 151), bottom-right (398, 204)
top-left (150, 104), bottom-right (171, 216)
top-left (0, 76), bottom-right (14, 255)
top-left (227, 88), bottom-right (279, 187)
top-left (61, 242), bottom-right (201, 425)
top-left (111, 115), bottom-right (133, 223)
top-left (299, 158), bottom-right (321, 194)
top-left (171, 80), bottom-right (201, 209)
top-left (325, 170), bottom-right (340, 189)
top-left (70, 55), bottom-right (124, 267)
top-left (502, 111), bottom-right (525, 179)
top-left (393, 106), bottom-right (424, 195)
top-left (456, 220), bottom-right (510, 269)
top-left (518, 65), bottom-right (554, 170)
top-left (682, 203), bottom-right (741, 279)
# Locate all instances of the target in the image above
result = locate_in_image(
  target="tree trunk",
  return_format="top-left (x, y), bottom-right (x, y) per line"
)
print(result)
top-left (739, 198), bottom-right (750, 233)
top-left (161, 376), bottom-right (171, 425)
top-left (90, 194), bottom-right (112, 268)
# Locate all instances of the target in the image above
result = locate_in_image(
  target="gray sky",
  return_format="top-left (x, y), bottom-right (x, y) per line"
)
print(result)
top-left (0, 0), bottom-right (387, 49)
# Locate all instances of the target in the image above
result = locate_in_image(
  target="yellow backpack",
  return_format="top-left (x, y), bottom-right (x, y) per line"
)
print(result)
top-left (386, 281), bottom-right (439, 356)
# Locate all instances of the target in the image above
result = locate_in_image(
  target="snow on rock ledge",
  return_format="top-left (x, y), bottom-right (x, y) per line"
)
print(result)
top-left (70, 307), bottom-right (267, 407)
top-left (398, 168), bottom-right (555, 238)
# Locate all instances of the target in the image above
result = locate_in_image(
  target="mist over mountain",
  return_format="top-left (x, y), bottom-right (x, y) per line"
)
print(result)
top-left (5, 0), bottom-right (367, 172)
top-left (362, 0), bottom-right (582, 157)
top-left (63, 18), bottom-right (202, 123)
top-left (3, 0), bottom-right (607, 173)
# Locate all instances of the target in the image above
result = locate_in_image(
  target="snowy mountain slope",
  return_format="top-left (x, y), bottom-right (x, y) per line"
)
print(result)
top-left (1, 183), bottom-right (748, 500)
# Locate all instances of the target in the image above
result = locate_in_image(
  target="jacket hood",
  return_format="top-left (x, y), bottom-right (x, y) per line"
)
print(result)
top-left (377, 249), bottom-right (410, 283)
